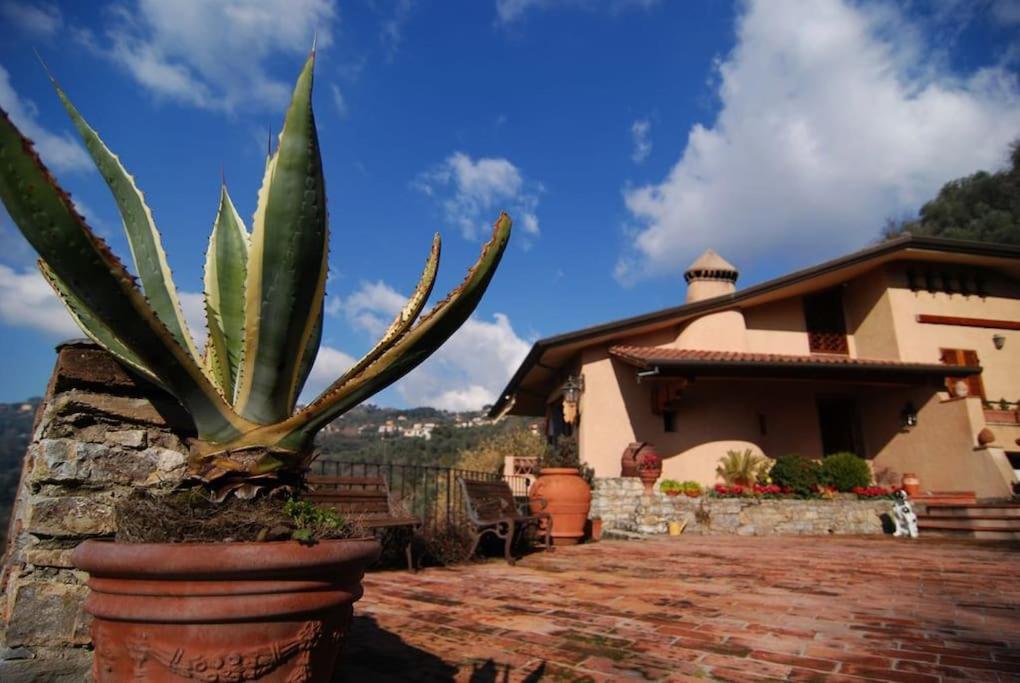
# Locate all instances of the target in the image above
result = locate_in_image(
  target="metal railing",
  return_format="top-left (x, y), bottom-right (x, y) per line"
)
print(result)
top-left (310, 460), bottom-right (531, 529)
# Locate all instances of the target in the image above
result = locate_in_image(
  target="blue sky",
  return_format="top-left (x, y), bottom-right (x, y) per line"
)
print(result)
top-left (0, 0), bottom-right (1018, 408)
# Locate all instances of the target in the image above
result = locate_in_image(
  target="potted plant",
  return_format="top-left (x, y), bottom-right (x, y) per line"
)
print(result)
top-left (0, 51), bottom-right (511, 681)
top-left (716, 449), bottom-right (769, 487)
top-left (660, 479), bottom-right (683, 497)
top-left (636, 446), bottom-right (663, 495)
top-left (682, 481), bottom-right (703, 497)
top-left (529, 437), bottom-right (592, 545)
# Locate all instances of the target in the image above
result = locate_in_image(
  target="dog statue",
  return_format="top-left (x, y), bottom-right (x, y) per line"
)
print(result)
top-left (892, 490), bottom-right (919, 538)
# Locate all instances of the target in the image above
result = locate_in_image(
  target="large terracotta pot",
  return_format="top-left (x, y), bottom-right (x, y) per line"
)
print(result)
top-left (530, 468), bottom-right (591, 545)
top-left (73, 537), bottom-right (380, 682)
top-left (901, 473), bottom-right (921, 497)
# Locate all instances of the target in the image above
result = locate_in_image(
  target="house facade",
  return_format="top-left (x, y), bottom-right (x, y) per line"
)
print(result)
top-left (492, 236), bottom-right (1020, 499)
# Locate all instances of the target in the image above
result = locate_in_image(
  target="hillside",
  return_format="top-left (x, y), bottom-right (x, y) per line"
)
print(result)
top-left (0, 399), bottom-right (42, 550)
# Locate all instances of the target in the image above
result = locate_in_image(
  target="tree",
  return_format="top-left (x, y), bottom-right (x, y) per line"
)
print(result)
top-left (882, 140), bottom-right (1020, 245)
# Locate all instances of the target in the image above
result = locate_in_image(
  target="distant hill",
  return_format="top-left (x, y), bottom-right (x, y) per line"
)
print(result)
top-left (0, 399), bottom-right (42, 550)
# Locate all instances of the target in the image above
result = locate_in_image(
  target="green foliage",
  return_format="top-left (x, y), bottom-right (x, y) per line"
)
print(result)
top-left (660, 479), bottom-right (682, 493)
top-left (283, 498), bottom-right (360, 541)
top-left (541, 436), bottom-right (580, 469)
top-left (768, 455), bottom-right (821, 495)
top-left (0, 52), bottom-right (511, 495)
top-left (819, 452), bottom-right (872, 492)
top-left (455, 425), bottom-right (545, 475)
top-left (882, 140), bottom-right (1020, 245)
top-left (715, 449), bottom-right (769, 485)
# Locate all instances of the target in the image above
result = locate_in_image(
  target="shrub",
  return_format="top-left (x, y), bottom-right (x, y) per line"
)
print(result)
top-left (660, 479), bottom-right (683, 494)
top-left (768, 455), bottom-right (820, 495)
top-left (681, 481), bottom-right (703, 495)
top-left (820, 452), bottom-right (871, 492)
top-left (716, 449), bottom-right (769, 485)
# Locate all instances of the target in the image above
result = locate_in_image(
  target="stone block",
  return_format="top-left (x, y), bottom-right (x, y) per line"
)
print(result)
top-left (0, 654), bottom-right (92, 683)
top-left (25, 547), bottom-right (76, 569)
top-left (48, 390), bottom-right (194, 434)
top-left (30, 439), bottom-right (179, 487)
top-left (105, 429), bottom-right (147, 449)
top-left (28, 495), bottom-right (115, 537)
top-left (4, 580), bottom-right (90, 648)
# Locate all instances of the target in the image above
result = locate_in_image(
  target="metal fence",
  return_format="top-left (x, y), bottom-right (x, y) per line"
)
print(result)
top-left (310, 460), bottom-right (531, 529)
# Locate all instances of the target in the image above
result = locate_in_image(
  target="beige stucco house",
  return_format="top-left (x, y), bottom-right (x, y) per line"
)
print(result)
top-left (492, 236), bottom-right (1020, 499)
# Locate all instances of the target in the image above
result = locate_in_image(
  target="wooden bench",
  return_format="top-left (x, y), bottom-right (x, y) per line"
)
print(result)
top-left (306, 475), bottom-right (421, 571)
top-left (458, 478), bottom-right (552, 565)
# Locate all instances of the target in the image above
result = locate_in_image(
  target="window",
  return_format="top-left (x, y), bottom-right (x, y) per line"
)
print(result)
top-left (663, 410), bottom-right (676, 433)
top-left (940, 348), bottom-right (985, 399)
top-left (804, 288), bottom-right (849, 355)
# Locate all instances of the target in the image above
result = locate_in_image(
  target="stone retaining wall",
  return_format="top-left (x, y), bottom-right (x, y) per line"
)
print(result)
top-left (591, 477), bottom-right (891, 536)
top-left (0, 341), bottom-right (191, 681)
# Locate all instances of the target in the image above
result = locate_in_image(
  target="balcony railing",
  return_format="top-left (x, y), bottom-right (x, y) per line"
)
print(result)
top-left (808, 331), bottom-right (849, 355)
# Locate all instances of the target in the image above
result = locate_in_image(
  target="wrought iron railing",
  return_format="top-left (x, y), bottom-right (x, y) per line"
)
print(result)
top-left (310, 459), bottom-right (531, 529)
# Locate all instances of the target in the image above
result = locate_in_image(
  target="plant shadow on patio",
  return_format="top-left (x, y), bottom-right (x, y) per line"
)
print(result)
top-left (336, 614), bottom-right (549, 681)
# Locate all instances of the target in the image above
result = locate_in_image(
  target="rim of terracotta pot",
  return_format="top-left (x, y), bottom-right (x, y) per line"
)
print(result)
top-left (538, 467), bottom-right (582, 475)
top-left (74, 537), bottom-right (380, 578)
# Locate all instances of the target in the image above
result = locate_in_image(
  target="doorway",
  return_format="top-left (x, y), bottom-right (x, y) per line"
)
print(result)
top-left (816, 397), bottom-right (862, 456)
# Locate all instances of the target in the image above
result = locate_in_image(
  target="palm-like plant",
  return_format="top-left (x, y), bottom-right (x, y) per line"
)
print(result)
top-left (716, 449), bottom-right (769, 486)
top-left (0, 51), bottom-right (511, 498)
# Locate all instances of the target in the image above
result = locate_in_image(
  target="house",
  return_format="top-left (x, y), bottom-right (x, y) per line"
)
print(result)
top-left (491, 236), bottom-right (1020, 499)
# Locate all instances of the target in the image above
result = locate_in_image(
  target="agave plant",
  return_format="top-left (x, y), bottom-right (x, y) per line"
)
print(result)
top-left (0, 51), bottom-right (511, 497)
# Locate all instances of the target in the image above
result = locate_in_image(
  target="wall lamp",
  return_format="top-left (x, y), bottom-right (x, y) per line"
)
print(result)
top-left (561, 375), bottom-right (584, 425)
top-left (993, 334), bottom-right (1006, 350)
top-left (900, 402), bottom-right (918, 430)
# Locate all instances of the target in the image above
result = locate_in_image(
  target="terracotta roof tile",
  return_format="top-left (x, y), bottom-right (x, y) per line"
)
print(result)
top-left (608, 345), bottom-right (968, 371)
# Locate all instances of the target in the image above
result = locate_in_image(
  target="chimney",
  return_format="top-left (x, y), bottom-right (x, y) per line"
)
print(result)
top-left (684, 249), bottom-right (738, 303)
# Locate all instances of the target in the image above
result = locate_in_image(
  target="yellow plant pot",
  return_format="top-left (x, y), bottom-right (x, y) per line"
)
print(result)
top-left (667, 520), bottom-right (685, 536)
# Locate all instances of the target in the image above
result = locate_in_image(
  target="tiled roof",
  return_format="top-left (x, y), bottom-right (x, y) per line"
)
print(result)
top-left (609, 345), bottom-right (975, 373)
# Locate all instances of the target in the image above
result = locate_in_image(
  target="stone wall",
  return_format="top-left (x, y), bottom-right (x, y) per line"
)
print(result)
top-left (591, 477), bottom-right (890, 536)
top-left (0, 341), bottom-right (191, 681)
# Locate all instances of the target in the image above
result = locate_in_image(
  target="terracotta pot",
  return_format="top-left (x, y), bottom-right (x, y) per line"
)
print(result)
top-left (664, 490), bottom-right (681, 497)
top-left (530, 468), bottom-right (591, 545)
top-left (589, 518), bottom-right (602, 543)
top-left (683, 490), bottom-right (701, 498)
top-left (73, 537), bottom-right (380, 682)
top-left (901, 473), bottom-right (920, 497)
top-left (621, 442), bottom-right (651, 477)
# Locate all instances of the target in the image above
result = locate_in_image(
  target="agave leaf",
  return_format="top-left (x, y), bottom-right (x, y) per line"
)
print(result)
top-left (38, 260), bottom-right (165, 389)
top-left (203, 185), bottom-right (249, 397)
top-left (235, 51), bottom-right (328, 424)
top-left (48, 73), bottom-right (201, 363)
top-left (325, 233), bottom-right (441, 394)
top-left (248, 213), bottom-right (510, 451)
top-left (291, 298), bottom-right (323, 409)
top-left (0, 107), bottom-right (252, 443)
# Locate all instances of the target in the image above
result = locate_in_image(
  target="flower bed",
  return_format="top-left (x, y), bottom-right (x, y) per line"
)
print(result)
top-left (710, 483), bottom-right (899, 500)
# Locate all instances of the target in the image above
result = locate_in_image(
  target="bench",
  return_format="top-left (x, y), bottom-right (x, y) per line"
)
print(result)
top-left (306, 475), bottom-right (421, 571)
top-left (458, 478), bottom-right (552, 565)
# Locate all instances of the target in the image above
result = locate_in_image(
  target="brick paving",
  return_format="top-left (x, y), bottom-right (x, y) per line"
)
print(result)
top-left (337, 536), bottom-right (1020, 682)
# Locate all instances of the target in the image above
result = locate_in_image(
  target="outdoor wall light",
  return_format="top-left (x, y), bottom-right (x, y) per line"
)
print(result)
top-left (561, 375), bottom-right (585, 424)
top-left (900, 402), bottom-right (918, 429)
top-left (993, 334), bottom-right (1006, 350)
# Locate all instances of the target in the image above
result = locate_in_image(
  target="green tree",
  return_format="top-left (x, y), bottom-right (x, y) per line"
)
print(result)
top-left (882, 140), bottom-right (1020, 245)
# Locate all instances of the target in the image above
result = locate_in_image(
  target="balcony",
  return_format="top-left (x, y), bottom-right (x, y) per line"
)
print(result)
top-left (807, 331), bottom-right (849, 355)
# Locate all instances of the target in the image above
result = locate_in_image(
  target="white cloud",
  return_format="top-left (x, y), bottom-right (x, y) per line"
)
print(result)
top-left (79, 0), bottom-right (336, 112)
top-left (496, 0), bottom-right (658, 24)
top-left (631, 118), bottom-right (651, 163)
top-left (336, 280), bottom-right (530, 411)
top-left (177, 290), bottom-right (207, 350)
top-left (416, 152), bottom-right (542, 240)
top-left (0, 265), bottom-right (81, 337)
top-left (2, 1), bottom-right (62, 36)
top-left (300, 344), bottom-right (356, 402)
top-left (0, 65), bottom-right (91, 173)
top-left (616, 0), bottom-right (1020, 283)
top-left (329, 82), bottom-right (347, 117)
top-left (379, 0), bottom-right (415, 61)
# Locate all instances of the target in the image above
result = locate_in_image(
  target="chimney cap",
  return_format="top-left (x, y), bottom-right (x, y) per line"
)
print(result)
top-left (684, 249), bottom-right (738, 284)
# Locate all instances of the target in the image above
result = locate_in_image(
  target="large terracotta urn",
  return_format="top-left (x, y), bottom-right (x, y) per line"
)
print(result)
top-left (73, 537), bottom-right (380, 682)
top-left (621, 442), bottom-right (655, 477)
top-left (529, 468), bottom-right (592, 545)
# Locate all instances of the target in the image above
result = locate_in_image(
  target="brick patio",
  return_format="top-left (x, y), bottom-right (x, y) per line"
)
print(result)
top-left (337, 536), bottom-right (1020, 682)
